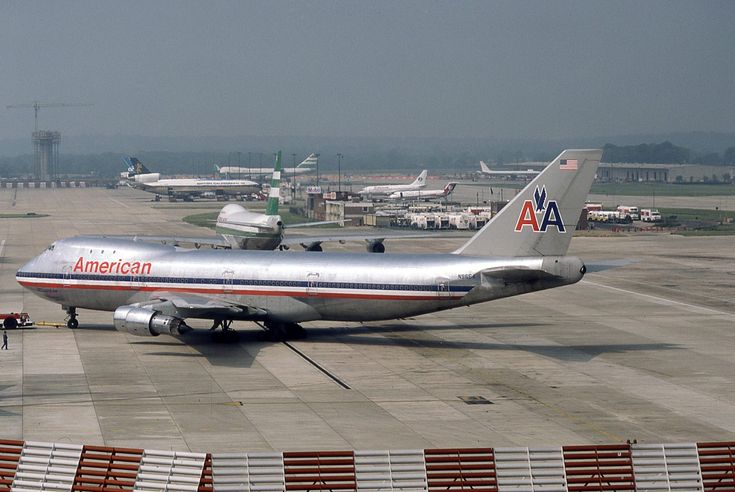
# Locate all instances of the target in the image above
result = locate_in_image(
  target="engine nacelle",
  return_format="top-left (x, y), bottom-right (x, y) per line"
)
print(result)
top-left (366, 240), bottom-right (385, 253)
top-left (113, 306), bottom-right (190, 337)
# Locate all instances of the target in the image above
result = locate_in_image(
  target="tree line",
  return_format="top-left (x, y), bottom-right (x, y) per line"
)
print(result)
top-left (1, 142), bottom-right (734, 178)
top-left (602, 141), bottom-right (735, 165)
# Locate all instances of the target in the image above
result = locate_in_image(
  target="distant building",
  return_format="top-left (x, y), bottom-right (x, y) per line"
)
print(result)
top-left (598, 163), bottom-right (732, 183)
top-left (325, 200), bottom-right (374, 226)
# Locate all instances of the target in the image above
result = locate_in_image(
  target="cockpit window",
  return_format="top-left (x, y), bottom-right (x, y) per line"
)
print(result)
top-left (46, 243), bottom-right (55, 251)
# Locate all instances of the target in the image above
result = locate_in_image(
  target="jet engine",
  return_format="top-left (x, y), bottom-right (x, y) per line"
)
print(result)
top-left (366, 240), bottom-right (386, 253)
top-left (113, 306), bottom-right (190, 337)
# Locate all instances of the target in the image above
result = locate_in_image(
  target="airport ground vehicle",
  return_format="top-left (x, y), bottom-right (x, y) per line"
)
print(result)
top-left (0, 312), bottom-right (33, 329)
top-left (640, 209), bottom-right (662, 222)
top-left (587, 210), bottom-right (633, 223)
top-left (616, 205), bottom-right (640, 221)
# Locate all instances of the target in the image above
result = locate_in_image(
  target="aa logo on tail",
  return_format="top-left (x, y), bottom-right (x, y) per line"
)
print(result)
top-left (514, 186), bottom-right (566, 233)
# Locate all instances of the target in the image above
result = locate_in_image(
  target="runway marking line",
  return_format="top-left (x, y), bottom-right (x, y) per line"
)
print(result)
top-left (582, 279), bottom-right (735, 318)
top-left (108, 197), bottom-right (130, 209)
top-left (0, 239), bottom-right (5, 258)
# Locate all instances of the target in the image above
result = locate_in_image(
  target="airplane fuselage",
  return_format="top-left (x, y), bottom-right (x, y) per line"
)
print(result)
top-left (218, 166), bottom-right (313, 176)
top-left (389, 189), bottom-right (449, 200)
top-left (16, 237), bottom-right (584, 323)
top-left (137, 178), bottom-right (259, 196)
top-left (359, 183), bottom-right (424, 196)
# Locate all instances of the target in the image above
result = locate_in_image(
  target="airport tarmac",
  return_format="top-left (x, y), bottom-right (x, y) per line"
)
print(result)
top-left (1, 186), bottom-right (734, 453)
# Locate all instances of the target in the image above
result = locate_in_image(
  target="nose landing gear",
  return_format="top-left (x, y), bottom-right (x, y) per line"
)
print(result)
top-left (65, 307), bottom-right (78, 329)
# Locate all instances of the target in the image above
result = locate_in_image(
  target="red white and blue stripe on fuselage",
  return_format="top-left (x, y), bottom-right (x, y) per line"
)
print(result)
top-left (15, 271), bottom-right (473, 301)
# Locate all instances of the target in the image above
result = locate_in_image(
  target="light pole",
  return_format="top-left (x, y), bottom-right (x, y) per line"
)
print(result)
top-left (291, 153), bottom-right (297, 200)
top-left (336, 153), bottom-right (343, 193)
top-left (315, 153), bottom-right (320, 187)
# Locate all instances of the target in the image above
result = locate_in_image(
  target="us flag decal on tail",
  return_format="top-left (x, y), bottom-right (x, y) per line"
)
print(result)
top-left (560, 159), bottom-right (578, 170)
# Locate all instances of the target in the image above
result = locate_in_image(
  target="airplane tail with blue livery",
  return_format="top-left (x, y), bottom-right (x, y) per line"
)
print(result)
top-left (122, 156), bottom-right (152, 176)
top-left (455, 149), bottom-right (602, 257)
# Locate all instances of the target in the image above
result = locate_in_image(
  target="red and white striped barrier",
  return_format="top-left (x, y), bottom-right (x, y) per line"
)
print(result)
top-left (1, 439), bottom-right (734, 491)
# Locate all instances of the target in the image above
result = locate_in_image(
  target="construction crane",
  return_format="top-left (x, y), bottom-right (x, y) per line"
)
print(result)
top-left (6, 101), bottom-right (94, 132)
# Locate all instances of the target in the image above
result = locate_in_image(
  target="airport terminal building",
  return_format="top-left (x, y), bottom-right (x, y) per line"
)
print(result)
top-left (597, 162), bottom-right (732, 183)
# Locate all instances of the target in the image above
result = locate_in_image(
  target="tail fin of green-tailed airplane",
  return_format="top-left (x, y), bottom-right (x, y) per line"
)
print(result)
top-left (265, 151), bottom-right (283, 216)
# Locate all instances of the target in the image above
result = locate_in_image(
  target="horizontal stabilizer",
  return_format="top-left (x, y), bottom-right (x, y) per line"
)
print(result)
top-left (584, 259), bottom-right (639, 272)
top-left (480, 267), bottom-right (559, 283)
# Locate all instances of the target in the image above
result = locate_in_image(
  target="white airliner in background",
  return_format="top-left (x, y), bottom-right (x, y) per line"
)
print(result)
top-left (217, 153), bottom-right (318, 177)
top-left (389, 182), bottom-right (457, 201)
top-left (479, 160), bottom-right (541, 177)
top-left (123, 157), bottom-right (260, 201)
top-left (358, 170), bottom-right (428, 197)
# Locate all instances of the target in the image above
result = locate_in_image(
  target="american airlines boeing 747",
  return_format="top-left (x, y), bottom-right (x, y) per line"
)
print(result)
top-left (17, 149), bottom-right (602, 339)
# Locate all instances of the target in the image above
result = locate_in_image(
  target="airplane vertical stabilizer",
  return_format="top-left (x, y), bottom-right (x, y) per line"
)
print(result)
top-left (411, 170), bottom-right (428, 188)
top-left (455, 149), bottom-right (602, 257)
top-left (297, 153), bottom-right (318, 168)
top-left (266, 151), bottom-right (283, 216)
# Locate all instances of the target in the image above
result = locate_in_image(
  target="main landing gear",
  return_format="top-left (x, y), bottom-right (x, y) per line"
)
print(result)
top-left (210, 318), bottom-right (238, 341)
top-left (65, 307), bottom-right (78, 329)
top-left (263, 320), bottom-right (306, 340)
top-left (210, 319), bottom-right (234, 332)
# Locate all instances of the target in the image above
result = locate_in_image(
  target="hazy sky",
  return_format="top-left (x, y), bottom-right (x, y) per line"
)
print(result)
top-left (1, 0), bottom-right (733, 140)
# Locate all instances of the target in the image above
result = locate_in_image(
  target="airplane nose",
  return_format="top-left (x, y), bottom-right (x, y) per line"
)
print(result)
top-left (18, 252), bottom-right (41, 273)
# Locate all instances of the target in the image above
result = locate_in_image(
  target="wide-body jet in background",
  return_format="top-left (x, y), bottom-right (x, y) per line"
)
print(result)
top-left (18, 149), bottom-right (603, 338)
top-left (122, 156), bottom-right (260, 201)
top-left (479, 160), bottom-right (541, 178)
top-left (216, 153), bottom-right (318, 177)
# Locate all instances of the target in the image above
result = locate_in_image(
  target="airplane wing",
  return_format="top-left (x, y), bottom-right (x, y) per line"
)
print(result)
top-left (84, 234), bottom-right (230, 249)
top-left (280, 230), bottom-right (471, 248)
top-left (287, 219), bottom-right (350, 228)
top-left (138, 292), bottom-right (267, 320)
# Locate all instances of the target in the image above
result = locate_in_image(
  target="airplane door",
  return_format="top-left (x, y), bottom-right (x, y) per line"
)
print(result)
top-left (223, 269), bottom-right (234, 294)
top-left (437, 277), bottom-right (451, 298)
top-left (306, 272), bottom-right (319, 297)
top-left (62, 265), bottom-right (72, 288)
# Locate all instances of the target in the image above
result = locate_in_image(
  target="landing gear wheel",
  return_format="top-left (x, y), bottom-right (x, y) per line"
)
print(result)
top-left (210, 319), bottom-right (238, 342)
top-left (3, 317), bottom-right (18, 330)
top-left (65, 307), bottom-right (78, 329)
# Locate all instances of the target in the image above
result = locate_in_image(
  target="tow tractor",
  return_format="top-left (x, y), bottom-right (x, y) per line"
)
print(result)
top-left (0, 312), bottom-right (33, 329)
